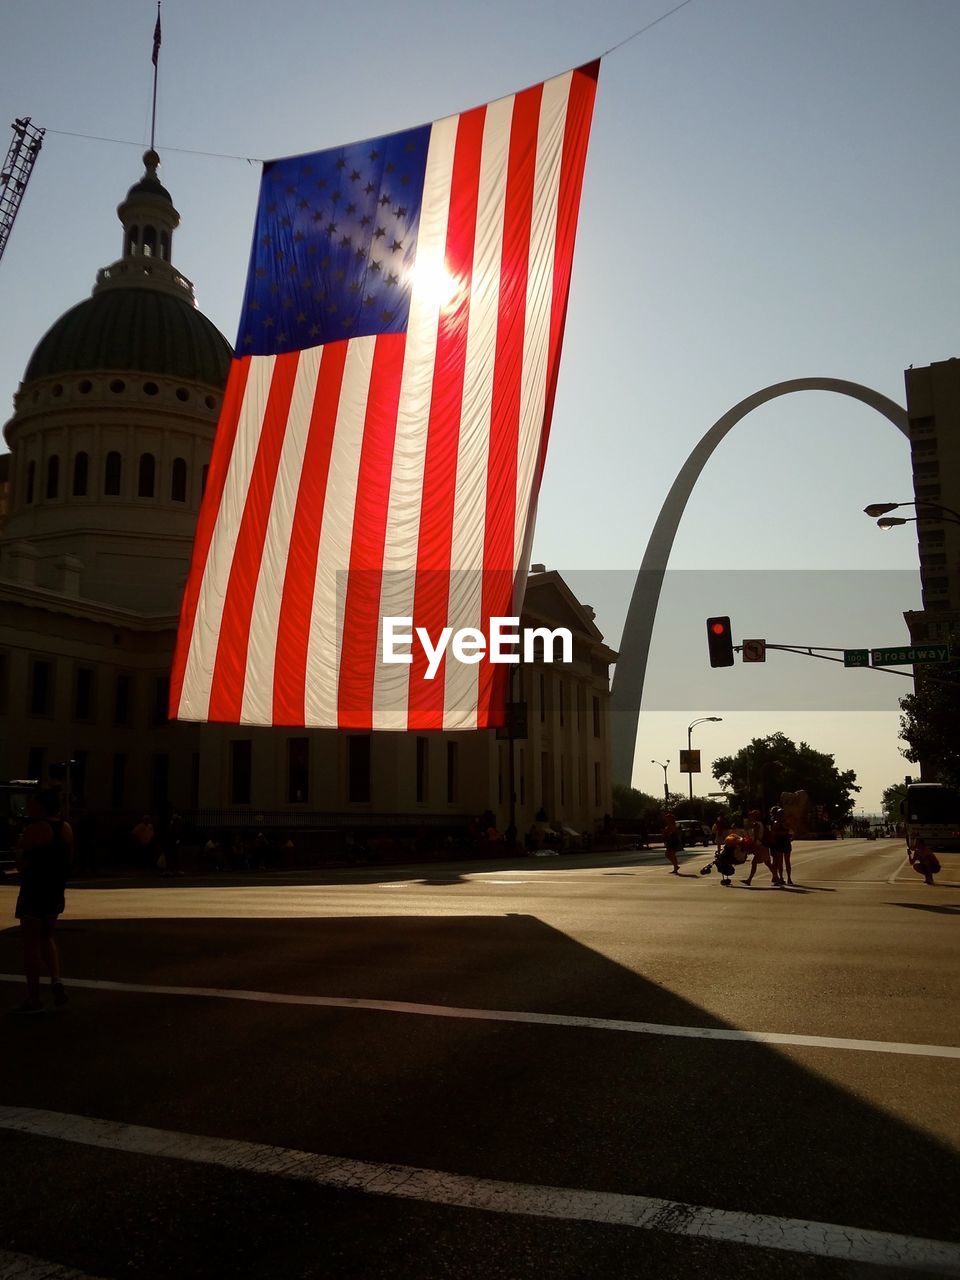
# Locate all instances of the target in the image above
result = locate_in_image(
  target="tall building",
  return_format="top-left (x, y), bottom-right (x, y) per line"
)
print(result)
top-left (903, 358), bottom-right (960, 645)
top-left (0, 155), bottom-right (614, 840)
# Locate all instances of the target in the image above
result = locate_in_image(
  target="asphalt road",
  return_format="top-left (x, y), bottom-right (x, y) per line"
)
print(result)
top-left (1, 839), bottom-right (958, 1279)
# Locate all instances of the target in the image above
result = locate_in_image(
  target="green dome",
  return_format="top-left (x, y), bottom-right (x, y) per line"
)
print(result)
top-left (24, 288), bottom-right (232, 388)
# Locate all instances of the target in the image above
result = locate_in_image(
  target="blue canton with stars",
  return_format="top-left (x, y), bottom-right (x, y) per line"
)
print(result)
top-left (237, 124), bottom-right (432, 356)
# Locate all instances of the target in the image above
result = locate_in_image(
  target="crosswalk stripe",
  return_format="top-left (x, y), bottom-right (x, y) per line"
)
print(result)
top-left (2, 1106), bottom-right (958, 1274)
top-left (2, 973), bottom-right (958, 1059)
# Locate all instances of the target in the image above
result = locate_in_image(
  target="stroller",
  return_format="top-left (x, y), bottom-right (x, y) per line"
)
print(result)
top-left (699, 834), bottom-right (749, 886)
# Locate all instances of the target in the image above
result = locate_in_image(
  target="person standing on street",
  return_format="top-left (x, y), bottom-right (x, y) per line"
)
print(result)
top-left (743, 808), bottom-right (777, 886)
top-left (9, 789), bottom-right (73, 1013)
top-left (662, 812), bottom-right (682, 874)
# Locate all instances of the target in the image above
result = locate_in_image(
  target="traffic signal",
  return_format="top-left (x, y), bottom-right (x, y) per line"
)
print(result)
top-left (706, 616), bottom-right (734, 668)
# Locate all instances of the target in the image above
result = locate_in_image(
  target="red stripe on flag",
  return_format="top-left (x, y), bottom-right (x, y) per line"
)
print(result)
top-left (272, 343), bottom-right (349, 724)
top-left (536, 60), bottom-right (598, 486)
top-left (207, 352), bottom-right (301, 722)
top-left (337, 335), bottom-right (406, 728)
top-left (476, 84), bottom-right (544, 729)
top-left (407, 106), bottom-right (487, 729)
top-left (169, 356), bottom-right (252, 718)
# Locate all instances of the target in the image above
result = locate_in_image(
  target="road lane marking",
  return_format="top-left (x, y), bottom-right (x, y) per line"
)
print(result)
top-left (0, 1249), bottom-right (109, 1280)
top-left (3, 974), bottom-right (958, 1060)
top-left (1, 1107), bottom-right (957, 1274)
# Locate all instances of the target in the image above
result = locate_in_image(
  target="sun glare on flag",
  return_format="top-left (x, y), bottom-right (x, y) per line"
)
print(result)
top-left (410, 257), bottom-right (463, 309)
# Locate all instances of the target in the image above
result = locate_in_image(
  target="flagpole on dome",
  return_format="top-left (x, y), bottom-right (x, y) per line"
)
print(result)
top-left (149, 1), bottom-right (162, 153)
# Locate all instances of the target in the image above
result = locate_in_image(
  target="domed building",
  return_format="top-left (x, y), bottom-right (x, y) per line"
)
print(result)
top-left (2, 150), bottom-right (230, 613)
top-left (0, 155), bottom-right (614, 849)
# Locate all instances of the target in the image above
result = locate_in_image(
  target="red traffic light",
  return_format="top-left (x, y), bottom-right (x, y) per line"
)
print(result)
top-left (706, 616), bottom-right (734, 668)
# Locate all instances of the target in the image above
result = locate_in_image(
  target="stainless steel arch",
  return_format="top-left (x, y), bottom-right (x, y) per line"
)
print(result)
top-left (610, 377), bottom-right (910, 786)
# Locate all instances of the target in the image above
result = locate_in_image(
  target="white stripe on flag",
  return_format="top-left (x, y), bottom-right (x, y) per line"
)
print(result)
top-left (240, 346), bottom-right (323, 723)
top-left (513, 73), bottom-right (570, 577)
top-left (372, 114), bottom-right (459, 730)
top-left (442, 94), bottom-right (514, 731)
top-left (303, 338), bottom-right (375, 727)
top-left (178, 355), bottom-right (277, 721)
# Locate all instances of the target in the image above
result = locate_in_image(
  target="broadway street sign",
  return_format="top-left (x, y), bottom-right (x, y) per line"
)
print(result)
top-left (870, 644), bottom-right (954, 667)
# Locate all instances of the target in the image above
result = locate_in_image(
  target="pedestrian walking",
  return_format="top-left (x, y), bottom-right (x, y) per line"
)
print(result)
top-left (662, 812), bottom-right (682, 874)
top-left (10, 789), bottom-right (73, 1013)
top-left (711, 813), bottom-right (729, 854)
top-left (743, 808), bottom-right (777, 886)
top-left (767, 806), bottom-right (793, 886)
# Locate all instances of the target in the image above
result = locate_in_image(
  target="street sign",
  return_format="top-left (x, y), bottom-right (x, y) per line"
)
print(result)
top-left (843, 649), bottom-right (869, 668)
top-left (742, 639), bottom-right (766, 663)
top-left (870, 644), bottom-right (953, 667)
top-left (679, 749), bottom-right (701, 774)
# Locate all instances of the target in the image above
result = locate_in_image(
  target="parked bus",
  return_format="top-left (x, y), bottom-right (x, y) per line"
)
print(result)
top-left (903, 782), bottom-right (960, 853)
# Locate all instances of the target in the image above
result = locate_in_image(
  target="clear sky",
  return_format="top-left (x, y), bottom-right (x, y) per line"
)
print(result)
top-left (2, 0), bottom-right (958, 810)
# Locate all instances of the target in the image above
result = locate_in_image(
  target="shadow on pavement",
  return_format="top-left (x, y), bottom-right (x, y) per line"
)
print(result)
top-left (888, 901), bottom-right (960, 916)
top-left (0, 912), bottom-right (957, 1270)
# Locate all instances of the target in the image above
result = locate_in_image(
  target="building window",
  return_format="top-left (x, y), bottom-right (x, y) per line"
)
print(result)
top-left (559, 681), bottom-right (565, 727)
top-left (0, 651), bottom-right (8, 716)
top-left (592, 695), bottom-right (601, 738)
top-left (27, 746), bottom-right (46, 782)
top-left (348, 735), bottom-right (371, 803)
top-left (152, 676), bottom-right (169, 726)
top-left (190, 752), bottom-right (200, 809)
top-left (71, 751), bottom-right (87, 807)
top-left (72, 451), bottom-right (89, 497)
top-left (539, 673), bottom-right (546, 722)
top-left (104, 451), bottom-right (122, 496)
top-left (287, 737), bottom-right (309, 803)
top-left (446, 741), bottom-right (458, 804)
top-left (25, 460), bottom-right (35, 504)
top-left (151, 753), bottom-right (169, 810)
top-left (560, 754), bottom-right (565, 805)
top-left (577, 684), bottom-right (582, 730)
top-left (29, 658), bottom-right (54, 717)
top-left (416, 736), bottom-right (428, 804)
top-left (126, 225), bottom-right (139, 256)
top-left (230, 740), bottom-right (252, 805)
top-left (45, 454), bottom-right (60, 499)
top-left (498, 745), bottom-right (504, 805)
top-left (594, 761), bottom-right (602, 806)
top-left (519, 748), bottom-right (526, 805)
top-left (73, 666), bottom-right (95, 721)
top-left (142, 226), bottom-right (157, 257)
top-left (138, 452), bottom-right (156, 498)
top-left (114, 673), bottom-right (131, 725)
top-left (171, 457), bottom-right (187, 502)
top-left (111, 752), bottom-right (127, 809)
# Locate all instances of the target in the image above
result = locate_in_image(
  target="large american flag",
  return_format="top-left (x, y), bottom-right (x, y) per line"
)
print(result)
top-left (170, 61), bottom-right (598, 730)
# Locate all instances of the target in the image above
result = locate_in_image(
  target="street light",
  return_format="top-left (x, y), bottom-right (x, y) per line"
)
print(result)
top-left (686, 717), bottom-right (722, 803)
top-left (864, 500), bottom-right (960, 527)
top-left (651, 759), bottom-right (670, 806)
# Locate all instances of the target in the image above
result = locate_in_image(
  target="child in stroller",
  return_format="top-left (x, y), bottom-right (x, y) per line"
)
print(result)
top-left (699, 832), bottom-right (748, 885)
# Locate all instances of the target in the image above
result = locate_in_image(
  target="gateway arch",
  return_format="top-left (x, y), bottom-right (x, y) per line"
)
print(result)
top-left (609, 377), bottom-right (910, 787)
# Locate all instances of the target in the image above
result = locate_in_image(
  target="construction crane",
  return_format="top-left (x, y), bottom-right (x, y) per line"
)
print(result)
top-left (0, 117), bottom-right (44, 267)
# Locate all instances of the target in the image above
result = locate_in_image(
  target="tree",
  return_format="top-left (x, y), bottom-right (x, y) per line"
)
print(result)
top-left (881, 783), bottom-right (907, 826)
top-left (898, 665), bottom-right (960, 790)
top-left (711, 732), bottom-right (860, 823)
top-left (611, 785), bottom-right (662, 822)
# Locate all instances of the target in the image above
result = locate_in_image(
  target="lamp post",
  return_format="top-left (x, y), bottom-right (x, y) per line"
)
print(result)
top-left (651, 759), bottom-right (670, 807)
top-left (864, 500), bottom-right (960, 528)
top-left (686, 716), bottom-right (722, 803)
